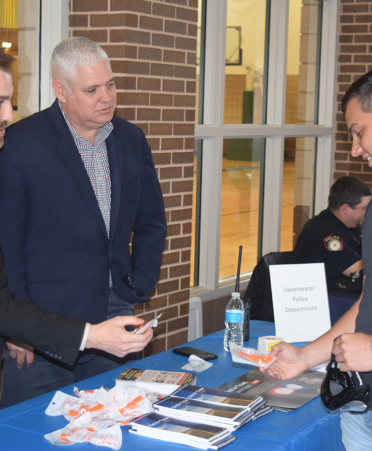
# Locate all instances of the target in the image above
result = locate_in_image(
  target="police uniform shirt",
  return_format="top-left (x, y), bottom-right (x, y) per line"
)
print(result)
top-left (294, 208), bottom-right (361, 292)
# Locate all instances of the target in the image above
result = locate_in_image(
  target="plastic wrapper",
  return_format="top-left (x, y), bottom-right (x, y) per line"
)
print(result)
top-left (181, 354), bottom-right (213, 372)
top-left (230, 342), bottom-right (277, 369)
top-left (45, 384), bottom-right (156, 448)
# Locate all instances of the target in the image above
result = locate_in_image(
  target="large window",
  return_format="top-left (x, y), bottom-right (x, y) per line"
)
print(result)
top-left (192, 0), bottom-right (337, 300)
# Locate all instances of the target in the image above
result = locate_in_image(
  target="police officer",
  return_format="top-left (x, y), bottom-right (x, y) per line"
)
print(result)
top-left (295, 176), bottom-right (371, 292)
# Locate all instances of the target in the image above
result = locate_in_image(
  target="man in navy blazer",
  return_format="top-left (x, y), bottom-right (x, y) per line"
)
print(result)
top-left (0, 38), bottom-right (167, 407)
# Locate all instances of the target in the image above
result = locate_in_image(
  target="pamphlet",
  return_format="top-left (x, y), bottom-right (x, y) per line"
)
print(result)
top-left (217, 368), bottom-right (324, 411)
top-left (116, 368), bottom-right (197, 395)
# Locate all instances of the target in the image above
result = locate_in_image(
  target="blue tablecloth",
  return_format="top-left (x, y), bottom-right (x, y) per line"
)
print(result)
top-left (0, 321), bottom-right (343, 450)
top-left (328, 290), bottom-right (360, 325)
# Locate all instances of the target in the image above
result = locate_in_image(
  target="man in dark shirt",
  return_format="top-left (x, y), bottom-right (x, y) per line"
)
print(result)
top-left (294, 176), bottom-right (371, 292)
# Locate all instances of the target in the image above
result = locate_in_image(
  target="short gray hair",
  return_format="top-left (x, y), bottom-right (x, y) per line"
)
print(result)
top-left (51, 37), bottom-right (110, 88)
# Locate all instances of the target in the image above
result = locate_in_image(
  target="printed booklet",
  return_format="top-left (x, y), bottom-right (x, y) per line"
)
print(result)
top-left (217, 368), bottom-right (324, 411)
top-left (129, 412), bottom-right (237, 450)
top-left (116, 368), bottom-right (197, 395)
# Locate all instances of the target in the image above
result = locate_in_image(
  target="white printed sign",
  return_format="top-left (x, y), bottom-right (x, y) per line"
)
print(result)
top-left (269, 263), bottom-right (331, 343)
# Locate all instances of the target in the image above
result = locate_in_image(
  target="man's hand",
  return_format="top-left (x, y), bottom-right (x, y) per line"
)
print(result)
top-left (333, 333), bottom-right (372, 372)
top-left (260, 342), bottom-right (309, 380)
top-left (6, 340), bottom-right (34, 369)
top-left (86, 316), bottom-right (153, 357)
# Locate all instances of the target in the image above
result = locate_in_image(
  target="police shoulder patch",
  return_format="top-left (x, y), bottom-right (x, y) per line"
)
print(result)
top-left (323, 235), bottom-right (344, 252)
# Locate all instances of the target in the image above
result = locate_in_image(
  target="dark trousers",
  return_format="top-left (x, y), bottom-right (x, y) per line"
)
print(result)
top-left (0, 289), bottom-right (136, 408)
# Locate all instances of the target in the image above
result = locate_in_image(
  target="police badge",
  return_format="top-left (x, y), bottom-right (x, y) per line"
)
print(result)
top-left (323, 235), bottom-right (344, 251)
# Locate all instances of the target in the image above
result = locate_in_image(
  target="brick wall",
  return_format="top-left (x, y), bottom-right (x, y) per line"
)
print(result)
top-left (69, 0), bottom-right (197, 356)
top-left (335, 0), bottom-right (372, 187)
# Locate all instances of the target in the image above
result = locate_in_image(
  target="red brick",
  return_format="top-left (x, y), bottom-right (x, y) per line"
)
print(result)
top-left (355, 54), bottom-right (372, 63)
top-left (340, 44), bottom-right (367, 52)
top-left (150, 123), bottom-right (173, 135)
top-left (164, 195), bottom-right (182, 208)
top-left (174, 95), bottom-right (195, 107)
top-left (91, 13), bottom-right (138, 27)
top-left (153, 3), bottom-right (176, 18)
top-left (115, 76), bottom-right (136, 89)
top-left (151, 63), bottom-right (174, 76)
top-left (356, 15), bottom-right (372, 23)
top-left (161, 182), bottom-right (170, 194)
top-left (168, 317), bottom-right (188, 333)
top-left (137, 108), bottom-right (161, 121)
top-left (182, 221), bottom-right (192, 234)
top-left (152, 33), bottom-right (175, 48)
top-left (172, 151), bottom-right (193, 164)
top-left (188, 23), bottom-right (197, 37)
top-left (174, 123), bottom-right (194, 135)
top-left (175, 65), bottom-right (196, 79)
top-left (168, 289), bottom-right (190, 305)
top-left (160, 167), bottom-right (183, 180)
top-left (102, 44), bottom-right (137, 58)
top-left (110, 0), bottom-right (151, 14)
top-left (338, 54), bottom-right (352, 63)
top-left (185, 137), bottom-right (194, 149)
top-left (183, 166), bottom-right (193, 178)
top-left (165, 0), bottom-right (187, 5)
top-left (171, 208), bottom-right (192, 221)
top-left (115, 108), bottom-right (135, 120)
top-left (161, 251), bottom-right (180, 265)
top-left (137, 123), bottom-right (148, 135)
top-left (110, 29), bottom-right (150, 44)
top-left (339, 35), bottom-right (353, 43)
top-left (167, 223), bottom-right (181, 236)
top-left (180, 277), bottom-right (190, 290)
top-left (170, 263), bottom-right (190, 278)
top-left (176, 7), bottom-right (198, 22)
top-left (138, 46), bottom-right (163, 61)
top-left (187, 52), bottom-right (196, 65)
top-left (138, 77), bottom-right (161, 90)
top-left (112, 60), bottom-right (150, 74)
top-left (152, 152), bottom-right (171, 165)
top-left (157, 280), bottom-right (179, 295)
top-left (144, 338), bottom-right (166, 356)
top-left (181, 249), bottom-right (190, 262)
top-left (172, 180), bottom-right (193, 193)
top-left (165, 20), bottom-right (187, 35)
top-left (339, 64), bottom-right (367, 73)
top-left (355, 34), bottom-right (372, 42)
top-left (140, 15), bottom-right (163, 31)
top-left (341, 25), bottom-right (368, 33)
top-left (73, 0), bottom-right (108, 12)
top-left (343, 4), bottom-right (369, 12)
top-left (167, 331), bottom-right (188, 349)
top-left (189, 0), bottom-right (198, 7)
top-left (150, 93), bottom-right (173, 106)
top-left (170, 236), bottom-right (192, 249)
top-left (176, 36), bottom-right (196, 50)
top-left (335, 162), bottom-right (362, 171)
top-left (161, 137), bottom-right (184, 150)
top-left (340, 15), bottom-right (354, 24)
top-left (147, 137), bottom-right (160, 150)
top-left (185, 109), bottom-right (195, 121)
top-left (117, 92), bottom-right (149, 105)
top-left (72, 29), bottom-right (108, 41)
top-left (163, 79), bottom-right (185, 92)
top-left (162, 109), bottom-right (184, 121)
top-left (69, 14), bottom-right (88, 27)
top-left (164, 49), bottom-right (186, 63)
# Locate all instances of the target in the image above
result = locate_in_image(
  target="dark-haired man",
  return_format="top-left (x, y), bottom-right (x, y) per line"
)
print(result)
top-left (263, 70), bottom-right (372, 450)
top-left (0, 50), bottom-right (154, 400)
top-left (295, 175), bottom-right (371, 292)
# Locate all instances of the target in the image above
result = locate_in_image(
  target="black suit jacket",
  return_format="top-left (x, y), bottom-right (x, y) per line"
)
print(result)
top-left (0, 244), bottom-right (85, 366)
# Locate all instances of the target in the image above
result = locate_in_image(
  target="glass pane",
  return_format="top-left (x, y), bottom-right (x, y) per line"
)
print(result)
top-left (224, 0), bottom-right (268, 125)
top-left (195, 0), bottom-right (206, 125)
top-left (286, 0), bottom-right (322, 125)
top-left (190, 140), bottom-right (202, 288)
top-left (0, 0), bottom-right (40, 122)
top-left (280, 137), bottom-right (316, 251)
top-left (220, 138), bottom-right (264, 280)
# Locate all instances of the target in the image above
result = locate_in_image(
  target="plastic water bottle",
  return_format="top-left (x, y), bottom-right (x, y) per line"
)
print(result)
top-left (223, 292), bottom-right (244, 351)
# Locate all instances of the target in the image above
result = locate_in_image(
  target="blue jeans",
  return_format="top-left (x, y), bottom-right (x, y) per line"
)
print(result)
top-left (341, 411), bottom-right (372, 450)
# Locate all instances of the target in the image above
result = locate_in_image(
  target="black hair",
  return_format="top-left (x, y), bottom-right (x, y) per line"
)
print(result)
top-left (328, 175), bottom-right (371, 210)
top-left (0, 49), bottom-right (14, 73)
top-left (342, 71), bottom-right (372, 115)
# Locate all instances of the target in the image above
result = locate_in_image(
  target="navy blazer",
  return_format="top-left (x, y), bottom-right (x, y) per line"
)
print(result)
top-left (0, 244), bottom-right (85, 365)
top-left (0, 100), bottom-right (167, 325)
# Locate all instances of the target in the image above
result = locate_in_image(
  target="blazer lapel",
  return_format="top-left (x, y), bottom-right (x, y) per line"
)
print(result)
top-left (106, 133), bottom-right (123, 240)
top-left (50, 101), bottom-right (108, 238)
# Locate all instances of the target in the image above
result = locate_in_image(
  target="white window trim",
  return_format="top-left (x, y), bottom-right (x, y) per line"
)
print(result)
top-left (192, 0), bottom-right (339, 302)
top-left (39, 0), bottom-right (69, 111)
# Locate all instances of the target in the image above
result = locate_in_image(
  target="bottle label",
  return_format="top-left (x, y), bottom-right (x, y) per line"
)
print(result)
top-left (225, 311), bottom-right (243, 323)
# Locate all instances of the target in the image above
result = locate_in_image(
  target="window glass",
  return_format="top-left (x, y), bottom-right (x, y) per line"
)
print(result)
top-left (190, 140), bottom-right (202, 288)
top-left (280, 137), bottom-right (316, 251)
top-left (0, 0), bottom-right (40, 122)
top-left (224, 0), bottom-right (267, 125)
top-left (286, 0), bottom-right (322, 125)
top-left (220, 138), bottom-right (264, 280)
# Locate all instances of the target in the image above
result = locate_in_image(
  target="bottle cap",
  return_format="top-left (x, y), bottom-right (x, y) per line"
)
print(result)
top-left (231, 292), bottom-right (241, 298)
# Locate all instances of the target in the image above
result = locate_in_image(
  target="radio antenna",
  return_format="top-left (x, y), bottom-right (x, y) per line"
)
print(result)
top-left (235, 245), bottom-right (243, 292)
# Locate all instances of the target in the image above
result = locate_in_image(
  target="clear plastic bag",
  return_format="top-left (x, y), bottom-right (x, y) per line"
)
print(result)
top-left (230, 342), bottom-right (276, 369)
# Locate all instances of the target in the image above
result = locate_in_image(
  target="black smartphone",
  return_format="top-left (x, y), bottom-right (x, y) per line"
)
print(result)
top-left (173, 346), bottom-right (218, 360)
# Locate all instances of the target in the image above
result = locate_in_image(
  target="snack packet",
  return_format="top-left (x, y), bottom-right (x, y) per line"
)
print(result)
top-left (230, 342), bottom-right (276, 369)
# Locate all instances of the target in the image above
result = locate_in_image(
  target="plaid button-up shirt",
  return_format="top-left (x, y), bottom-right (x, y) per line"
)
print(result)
top-left (59, 102), bottom-right (113, 237)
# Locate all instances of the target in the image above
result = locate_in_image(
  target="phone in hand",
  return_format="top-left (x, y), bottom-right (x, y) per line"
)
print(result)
top-left (173, 346), bottom-right (218, 360)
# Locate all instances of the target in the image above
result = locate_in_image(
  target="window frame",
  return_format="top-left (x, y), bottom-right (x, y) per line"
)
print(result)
top-left (192, 0), bottom-right (339, 301)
